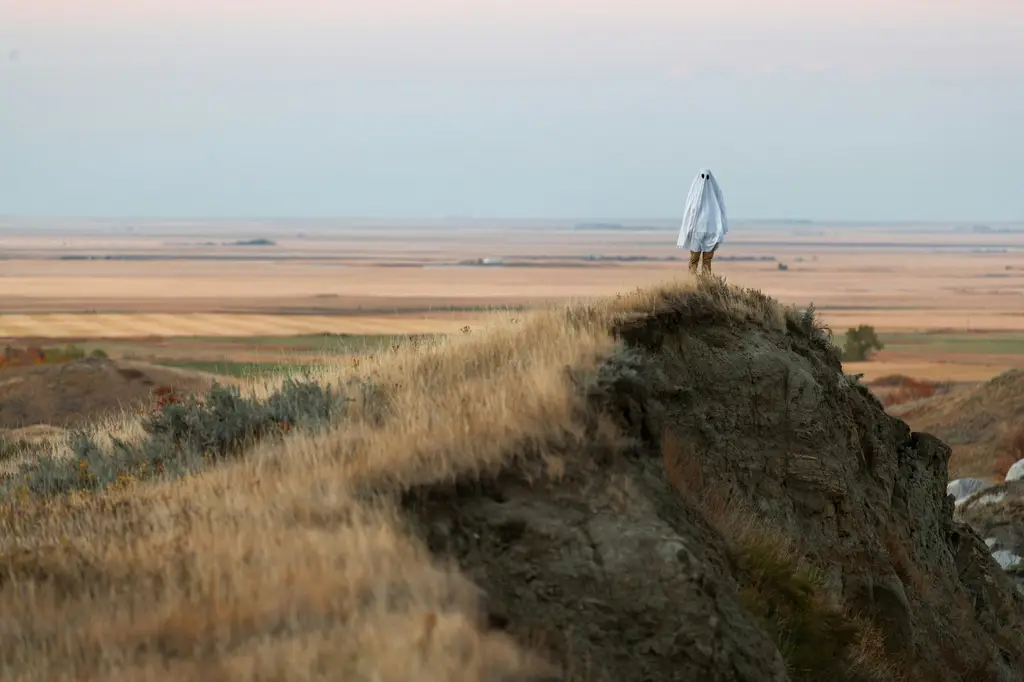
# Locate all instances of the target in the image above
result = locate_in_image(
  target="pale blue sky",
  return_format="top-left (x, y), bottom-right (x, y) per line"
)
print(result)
top-left (1, 1), bottom-right (1022, 221)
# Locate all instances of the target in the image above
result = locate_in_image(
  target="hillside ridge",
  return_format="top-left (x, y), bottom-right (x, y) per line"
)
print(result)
top-left (1, 278), bottom-right (1022, 681)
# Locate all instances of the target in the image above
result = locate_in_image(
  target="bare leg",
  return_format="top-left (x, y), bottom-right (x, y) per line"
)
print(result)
top-left (689, 251), bottom-right (701, 274)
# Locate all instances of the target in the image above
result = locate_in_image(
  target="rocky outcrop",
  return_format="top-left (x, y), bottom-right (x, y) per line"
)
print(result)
top-left (406, 467), bottom-right (793, 682)
top-left (1007, 460), bottom-right (1024, 482)
top-left (404, 281), bottom-right (1024, 681)
top-left (593, 284), bottom-right (1024, 680)
top-left (958, 480), bottom-right (1024, 593)
top-left (948, 477), bottom-right (991, 504)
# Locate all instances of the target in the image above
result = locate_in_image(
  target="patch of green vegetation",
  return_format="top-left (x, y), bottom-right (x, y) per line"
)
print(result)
top-left (141, 335), bottom-right (441, 376)
top-left (0, 344), bottom-right (108, 369)
top-left (880, 332), bottom-right (1024, 356)
top-left (5, 377), bottom-right (356, 499)
top-left (729, 528), bottom-right (897, 682)
top-left (736, 541), bottom-right (858, 679)
top-left (50, 345), bottom-right (107, 361)
top-left (165, 333), bottom-right (430, 354)
top-left (155, 360), bottom-right (309, 378)
top-left (46, 345), bottom-right (86, 362)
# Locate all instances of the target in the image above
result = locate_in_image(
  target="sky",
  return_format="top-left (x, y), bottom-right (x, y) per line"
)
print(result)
top-left (1, 1), bottom-right (1022, 221)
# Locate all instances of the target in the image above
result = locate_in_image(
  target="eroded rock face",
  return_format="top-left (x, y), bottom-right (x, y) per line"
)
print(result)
top-left (404, 465), bottom-right (790, 682)
top-left (402, 285), bottom-right (1024, 682)
top-left (595, 290), bottom-right (1024, 681)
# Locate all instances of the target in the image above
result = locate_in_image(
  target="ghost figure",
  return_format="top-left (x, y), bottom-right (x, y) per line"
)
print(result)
top-left (677, 168), bottom-right (727, 276)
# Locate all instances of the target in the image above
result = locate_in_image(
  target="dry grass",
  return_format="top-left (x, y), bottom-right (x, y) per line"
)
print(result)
top-left (0, 276), bottom-right (676, 681)
top-left (706, 499), bottom-right (904, 682)
top-left (847, 360), bottom-right (1021, 384)
top-left (659, 420), bottom-right (903, 681)
top-left (894, 370), bottom-right (1024, 479)
top-left (660, 430), bottom-right (705, 500)
top-left (882, 530), bottom-right (931, 600)
top-left (0, 275), bottom-right (929, 680)
top-left (0, 358), bottom-right (227, 431)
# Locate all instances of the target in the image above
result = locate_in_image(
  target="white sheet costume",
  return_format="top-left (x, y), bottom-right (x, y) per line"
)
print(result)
top-left (677, 169), bottom-right (728, 274)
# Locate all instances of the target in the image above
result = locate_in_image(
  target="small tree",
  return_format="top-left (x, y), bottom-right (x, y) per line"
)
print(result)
top-left (842, 325), bottom-right (884, 362)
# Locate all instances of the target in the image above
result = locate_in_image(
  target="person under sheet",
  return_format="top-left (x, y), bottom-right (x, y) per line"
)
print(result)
top-left (677, 169), bottom-right (728, 275)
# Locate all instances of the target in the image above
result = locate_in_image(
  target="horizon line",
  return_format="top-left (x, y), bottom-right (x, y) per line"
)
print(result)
top-left (1, 215), bottom-right (1020, 226)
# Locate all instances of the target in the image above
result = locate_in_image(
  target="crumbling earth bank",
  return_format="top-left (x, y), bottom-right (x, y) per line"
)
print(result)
top-left (406, 465), bottom-right (790, 682)
top-left (405, 286), bottom-right (1024, 681)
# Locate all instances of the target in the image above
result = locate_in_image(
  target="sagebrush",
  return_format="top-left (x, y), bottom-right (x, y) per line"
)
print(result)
top-left (5, 377), bottom-right (351, 499)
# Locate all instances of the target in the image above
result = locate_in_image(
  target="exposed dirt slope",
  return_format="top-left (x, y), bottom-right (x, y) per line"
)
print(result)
top-left (0, 356), bottom-right (227, 430)
top-left (893, 369), bottom-right (1024, 478)
top-left (2, 279), bottom-right (1022, 682)
top-left (404, 282), bottom-right (1024, 681)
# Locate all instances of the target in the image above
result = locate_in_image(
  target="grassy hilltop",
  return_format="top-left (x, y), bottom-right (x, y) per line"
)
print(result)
top-left (1, 277), bottom-right (1023, 682)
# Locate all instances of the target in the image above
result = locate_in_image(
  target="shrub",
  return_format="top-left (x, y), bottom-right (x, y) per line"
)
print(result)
top-left (10, 378), bottom-right (352, 499)
top-left (143, 379), bottom-right (343, 457)
top-left (41, 344), bottom-right (87, 364)
top-left (0, 345), bottom-right (45, 369)
top-left (0, 344), bottom-right (103, 370)
top-left (881, 378), bottom-right (945, 408)
top-left (870, 374), bottom-right (913, 388)
top-left (796, 303), bottom-right (831, 340)
top-left (842, 325), bottom-right (884, 362)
